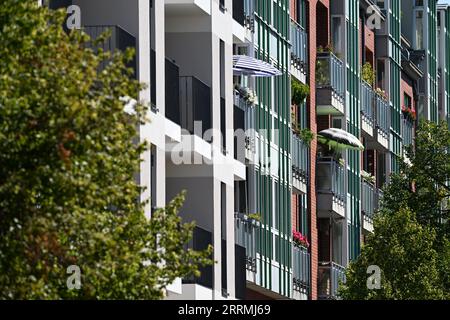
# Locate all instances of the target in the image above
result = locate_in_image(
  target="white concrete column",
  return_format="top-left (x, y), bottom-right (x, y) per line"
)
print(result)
top-left (153, 0), bottom-right (166, 208)
top-left (138, 0), bottom-right (152, 218)
top-left (226, 183), bottom-right (235, 298)
top-left (213, 179), bottom-right (222, 299)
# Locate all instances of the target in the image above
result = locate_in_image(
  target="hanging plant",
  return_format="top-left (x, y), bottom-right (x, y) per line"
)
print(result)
top-left (293, 230), bottom-right (309, 248)
top-left (291, 80), bottom-right (310, 106)
top-left (361, 62), bottom-right (375, 86)
top-left (298, 128), bottom-right (315, 145)
top-left (401, 105), bottom-right (417, 121)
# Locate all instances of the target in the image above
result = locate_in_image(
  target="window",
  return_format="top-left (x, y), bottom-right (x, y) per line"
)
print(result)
top-left (404, 93), bottom-right (412, 108)
top-left (415, 10), bottom-right (424, 50)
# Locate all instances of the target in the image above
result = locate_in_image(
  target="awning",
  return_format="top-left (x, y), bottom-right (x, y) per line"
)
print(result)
top-left (318, 128), bottom-right (364, 151)
top-left (233, 55), bottom-right (282, 77)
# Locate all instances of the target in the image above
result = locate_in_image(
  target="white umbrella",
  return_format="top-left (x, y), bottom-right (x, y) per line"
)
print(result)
top-left (317, 128), bottom-right (364, 151)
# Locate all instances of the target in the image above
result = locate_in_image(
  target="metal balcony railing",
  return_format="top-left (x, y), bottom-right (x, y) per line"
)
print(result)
top-left (375, 189), bottom-right (383, 212)
top-left (245, 99), bottom-right (256, 153)
top-left (317, 157), bottom-right (346, 203)
top-left (402, 115), bottom-right (414, 146)
top-left (179, 76), bottom-right (212, 138)
top-left (361, 80), bottom-right (374, 122)
top-left (293, 245), bottom-right (311, 293)
top-left (290, 20), bottom-right (308, 68)
top-left (235, 213), bottom-right (258, 272)
top-left (316, 52), bottom-right (345, 100)
top-left (83, 25), bottom-right (136, 78)
top-left (361, 179), bottom-right (376, 219)
top-left (318, 262), bottom-right (346, 299)
top-left (292, 133), bottom-right (310, 180)
top-left (244, 0), bottom-right (255, 30)
top-left (375, 94), bottom-right (390, 136)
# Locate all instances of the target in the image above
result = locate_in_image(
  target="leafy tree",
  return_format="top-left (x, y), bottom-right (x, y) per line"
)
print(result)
top-left (339, 207), bottom-right (446, 299)
top-left (0, 0), bottom-right (211, 299)
top-left (340, 121), bottom-right (450, 299)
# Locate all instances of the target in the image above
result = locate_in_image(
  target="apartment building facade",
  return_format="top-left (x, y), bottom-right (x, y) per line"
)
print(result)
top-left (44, 0), bottom-right (450, 300)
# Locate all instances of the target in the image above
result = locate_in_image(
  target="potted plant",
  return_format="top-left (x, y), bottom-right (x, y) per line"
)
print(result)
top-left (298, 128), bottom-right (315, 146)
top-left (292, 230), bottom-right (310, 248)
top-left (361, 62), bottom-right (375, 86)
top-left (361, 170), bottom-right (376, 184)
top-left (247, 213), bottom-right (261, 226)
top-left (375, 88), bottom-right (388, 100)
top-left (235, 83), bottom-right (258, 106)
top-left (291, 79), bottom-right (310, 106)
top-left (401, 105), bottom-right (417, 121)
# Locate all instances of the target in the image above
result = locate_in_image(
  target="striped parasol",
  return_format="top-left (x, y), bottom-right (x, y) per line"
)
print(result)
top-left (317, 128), bottom-right (364, 151)
top-left (233, 55), bottom-right (283, 77)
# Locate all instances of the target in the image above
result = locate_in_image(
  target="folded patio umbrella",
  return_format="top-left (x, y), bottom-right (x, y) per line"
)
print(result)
top-left (317, 128), bottom-right (364, 151)
top-left (233, 55), bottom-right (283, 77)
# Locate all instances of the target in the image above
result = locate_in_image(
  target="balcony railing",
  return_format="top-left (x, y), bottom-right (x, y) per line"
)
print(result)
top-left (375, 189), bottom-right (383, 212)
top-left (318, 262), bottom-right (346, 299)
top-left (317, 157), bottom-right (346, 203)
top-left (316, 52), bottom-right (345, 99)
top-left (293, 245), bottom-right (311, 293)
top-left (292, 133), bottom-right (310, 181)
top-left (402, 115), bottom-right (414, 146)
top-left (361, 179), bottom-right (376, 219)
top-left (290, 20), bottom-right (308, 69)
top-left (83, 25), bottom-right (136, 78)
top-left (244, 0), bottom-right (255, 30)
top-left (361, 80), bottom-right (374, 123)
top-left (183, 227), bottom-right (213, 289)
top-left (179, 76), bottom-right (212, 137)
top-left (235, 213), bottom-right (258, 272)
top-left (375, 94), bottom-right (390, 136)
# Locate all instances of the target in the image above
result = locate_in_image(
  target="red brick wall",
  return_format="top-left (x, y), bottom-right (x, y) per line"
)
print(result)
top-left (290, 0), bottom-right (298, 22)
top-left (292, 194), bottom-right (298, 232)
top-left (401, 76), bottom-right (415, 111)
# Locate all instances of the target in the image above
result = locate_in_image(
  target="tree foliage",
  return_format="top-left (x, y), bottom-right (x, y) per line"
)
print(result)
top-left (340, 121), bottom-right (450, 299)
top-left (0, 0), bottom-right (212, 299)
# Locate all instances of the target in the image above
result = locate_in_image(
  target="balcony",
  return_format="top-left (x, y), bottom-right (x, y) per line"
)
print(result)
top-left (361, 179), bottom-right (376, 232)
top-left (290, 20), bottom-right (308, 81)
top-left (235, 213), bottom-right (258, 277)
top-left (402, 115), bottom-right (414, 147)
top-left (292, 133), bottom-right (310, 193)
top-left (318, 262), bottom-right (346, 300)
top-left (183, 227), bottom-right (213, 290)
top-left (292, 245), bottom-right (311, 296)
top-left (316, 52), bottom-right (345, 116)
top-left (361, 81), bottom-right (375, 136)
top-left (374, 94), bottom-right (390, 150)
top-left (233, 90), bottom-right (256, 161)
top-left (179, 76), bottom-right (212, 138)
top-left (83, 25), bottom-right (137, 78)
top-left (244, 0), bottom-right (255, 31)
top-left (316, 157), bottom-right (346, 219)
